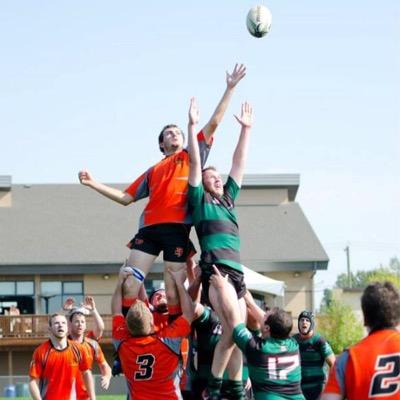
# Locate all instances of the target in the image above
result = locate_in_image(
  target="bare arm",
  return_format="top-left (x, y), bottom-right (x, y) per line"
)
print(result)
top-left (326, 353), bottom-right (336, 368)
top-left (111, 266), bottom-right (129, 315)
top-left (188, 97), bottom-right (202, 187)
top-left (168, 268), bottom-right (195, 323)
top-left (229, 102), bottom-right (253, 187)
top-left (98, 361), bottom-right (112, 390)
top-left (202, 63), bottom-right (246, 142)
top-left (209, 266), bottom-right (241, 332)
top-left (29, 378), bottom-right (42, 400)
top-left (82, 296), bottom-right (104, 339)
top-left (244, 290), bottom-right (265, 330)
top-left (82, 369), bottom-right (96, 400)
top-left (78, 170), bottom-right (133, 206)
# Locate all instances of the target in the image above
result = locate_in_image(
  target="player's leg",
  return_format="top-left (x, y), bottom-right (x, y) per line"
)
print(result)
top-left (164, 260), bottom-right (187, 317)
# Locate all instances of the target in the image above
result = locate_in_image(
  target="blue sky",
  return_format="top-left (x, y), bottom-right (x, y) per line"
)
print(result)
top-left (1, 1), bottom-right (399, 306)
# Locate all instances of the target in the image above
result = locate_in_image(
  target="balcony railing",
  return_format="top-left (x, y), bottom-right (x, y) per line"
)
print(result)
top-left (0, 315), bottom-right (113, 344)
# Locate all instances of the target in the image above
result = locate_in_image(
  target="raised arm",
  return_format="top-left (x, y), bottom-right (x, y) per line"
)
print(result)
top-left (82, 296), bottom-right (104, 339)
top-left (78, 170), bottom-right (134, 206)
top-left (111, 266), bottom-right (130, 315)
top-left (188, 97), bottom-right (202, 187)
top-left (209, 266), bottom-right (242, 332)
top-left (168, 268), bottom-right (195, 323)
top-left (229, 102), bottom-right (253, 187)
top-left (202, 63), bottom-right (246, 143)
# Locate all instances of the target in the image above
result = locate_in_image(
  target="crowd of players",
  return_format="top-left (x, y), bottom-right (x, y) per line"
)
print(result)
top-left (28, 64), bottom-right (400, 399)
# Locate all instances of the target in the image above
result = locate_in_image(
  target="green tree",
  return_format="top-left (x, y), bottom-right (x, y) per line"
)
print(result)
top-left (318, 299), bottom-right (364, 354)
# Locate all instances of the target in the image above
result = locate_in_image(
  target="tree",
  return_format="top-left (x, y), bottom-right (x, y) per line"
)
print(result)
top-left (318, 299), bottom-right (364, 354)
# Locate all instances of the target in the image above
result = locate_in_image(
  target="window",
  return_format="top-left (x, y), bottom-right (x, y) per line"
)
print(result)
top-left (40, 281), bottom-right (84, 314)
top-left (0, 281), bottom-right (34, 295)
top-left (0, 282), bottom-right (15, 295)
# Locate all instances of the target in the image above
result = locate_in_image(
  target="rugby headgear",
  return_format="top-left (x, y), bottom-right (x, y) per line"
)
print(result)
top-left (298, 310), bottom-right (315, 335)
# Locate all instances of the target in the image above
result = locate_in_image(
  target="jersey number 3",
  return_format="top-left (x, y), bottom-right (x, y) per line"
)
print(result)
top-left (134, 354), bottom-right (155, 380)
top-left (369, 353), bottom-right (400, 397)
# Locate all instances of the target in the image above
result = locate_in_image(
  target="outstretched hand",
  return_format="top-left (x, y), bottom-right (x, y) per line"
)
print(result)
top-left (62, 297), bottom-right (75, 311)
top-left (234, 102), bottom-right (253, 129)
top-left (226, 63), bottom-right (246, 89)
top-left (82, 296), bottom-right (96, 312)
top-left (189, 97), bottom-right (200, 126)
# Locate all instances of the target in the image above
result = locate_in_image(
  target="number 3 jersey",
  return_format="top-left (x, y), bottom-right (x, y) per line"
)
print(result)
top-left (233, 323), bottom-right (305, 400)
top-left (324, 328), bottom-right (400, 400)
top-left (112, 314), bottom-right (190, 400)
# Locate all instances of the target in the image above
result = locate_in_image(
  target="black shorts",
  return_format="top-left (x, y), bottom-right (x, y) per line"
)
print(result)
top-left (200, 262), bottom-right (247, 305)
top-left (127, 223), bottom-right (192, 263)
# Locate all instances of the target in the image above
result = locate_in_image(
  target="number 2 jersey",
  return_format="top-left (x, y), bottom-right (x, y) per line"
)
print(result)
top-left (112, 314), bottom-right (190, 400)
top-left (324, 328), bottom-right (400, 400)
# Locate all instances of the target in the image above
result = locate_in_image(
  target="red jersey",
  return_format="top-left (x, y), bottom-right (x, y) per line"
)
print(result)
top-left (324, 329), bottom-right (400, 399)
top-left (74, 336), bottom-right (106, 400)
top-left (125, 131), bottom-right (211, 228)
top-left (112, 314), bottom-right (190, 400)
top-left (29, 339), bottom-right (90, 400)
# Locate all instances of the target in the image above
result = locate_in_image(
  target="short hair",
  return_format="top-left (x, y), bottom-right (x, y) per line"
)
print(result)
top-left (49, 313), bottom-right (66, 327)
top-left (158, 124), bottom-right (185, 154)
top-left (361, 281), bottom-right (400, 331)
top-left (202, 166), bottom-right (217, 174)
top-left (266, 307), bottom-right (293, 339)
top-left (69, 311), bottom-right (86, 322)
top-left (126, 300), bottom-right (154, 337)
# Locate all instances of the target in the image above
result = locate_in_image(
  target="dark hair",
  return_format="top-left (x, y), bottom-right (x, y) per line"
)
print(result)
top-left (149, 288), bottom-right (166, 305)
top-left (69, 311), bottom-right (86, 322)
top-left (202, 166), bottom-right (217, 174)
top-left (266, 307), bottom-right (293, 339)
top-left (361, 281), bottom-right (400, 331)
top-left (158, 124), bottom-right (185, 154)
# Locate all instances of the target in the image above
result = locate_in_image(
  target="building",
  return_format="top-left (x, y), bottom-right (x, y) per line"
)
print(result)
top-left (0, 173), bottom-right (328, 377)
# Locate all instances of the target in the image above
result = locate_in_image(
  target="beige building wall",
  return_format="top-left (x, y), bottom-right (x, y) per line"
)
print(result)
top-left (237, 188), bottom-right (288, 205)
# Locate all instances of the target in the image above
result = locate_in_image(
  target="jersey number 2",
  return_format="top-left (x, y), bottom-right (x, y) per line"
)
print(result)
top-left (134, 354), bottom-right (155, 380)
top-left (370, 353), bottom-right (400, 397)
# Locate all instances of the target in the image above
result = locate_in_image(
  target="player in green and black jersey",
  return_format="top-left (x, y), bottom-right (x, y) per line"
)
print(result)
top-left (187, 98), bottom-right (253, 399)
top-left (292, 311), bottom-right (335, 400)
top-left (210, 266), bottom-right (305, 400)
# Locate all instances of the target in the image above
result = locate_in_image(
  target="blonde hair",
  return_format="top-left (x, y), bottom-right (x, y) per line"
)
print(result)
top-left (126, 300), bottom-right (154, 336)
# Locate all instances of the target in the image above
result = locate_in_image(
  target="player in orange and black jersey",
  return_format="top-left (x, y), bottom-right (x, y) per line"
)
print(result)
top-left (322, 281), bottom-right (400, 400)
top-left (111, 263), bottom-right (195, 400)
top-left (29, 314), bottom-right (95, 400)
top-left (63, 296), bottom-right (112, 400)
top-left (78, 64), bottom-right (246, 321)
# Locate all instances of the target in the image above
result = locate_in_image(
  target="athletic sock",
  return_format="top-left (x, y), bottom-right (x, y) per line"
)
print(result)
top-left (206, 375), bottom-right (223, 397)
top-left (225, 380), bottom-right (245, 400)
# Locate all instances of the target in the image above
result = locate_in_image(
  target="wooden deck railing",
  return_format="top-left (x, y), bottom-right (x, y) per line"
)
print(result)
top-left (0, 315), bottom-right (113, 340)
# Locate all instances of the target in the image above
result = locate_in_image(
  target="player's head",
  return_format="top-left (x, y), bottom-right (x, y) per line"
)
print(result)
top-left (126, 300), bottom-right (154, 336)
top-left (265, 307), bottom-right (293, 339)
top-left (69, 311), bottom-right (87, 336)
top-left (202, 166), bottom-right (224, 198)
top-left (149, 288), bottom-right (168, 313)
top-left (298, 310), bottom-right (315, 336)
top-left (361, 281), bottom-right (400, 331)
top-left (158, 124), bottom-right (185, 155)
top-left (48, 314), bottom-right (68, 339)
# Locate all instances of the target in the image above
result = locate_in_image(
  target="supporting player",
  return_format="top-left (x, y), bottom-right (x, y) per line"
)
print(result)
top-left (187, 98), bottom-right (253, 399)
top-left (322, 281), bottom-right (400, 400)
top-left (111, 264), bottom-right (195, 400)
top-left (293, 311), bottom-right (335, 400)
top-left (63, 297), bottom-right (112, 399)
top-left (78, 64), bottom-right (246, 320)
top-left (210, 267), bottom-right (305, 400)
top-left (29, 314), bottom-right (96, 400)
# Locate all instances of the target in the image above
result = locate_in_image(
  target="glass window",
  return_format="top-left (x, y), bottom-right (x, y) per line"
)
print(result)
top-left (0, 282), bottom-right (15, 295)
top-left (16, 281), bottom-right (34, 295)
top-left (41, 281), bottom-right (62, 296)
top-left (63, 282), bottom-right (83, 294)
